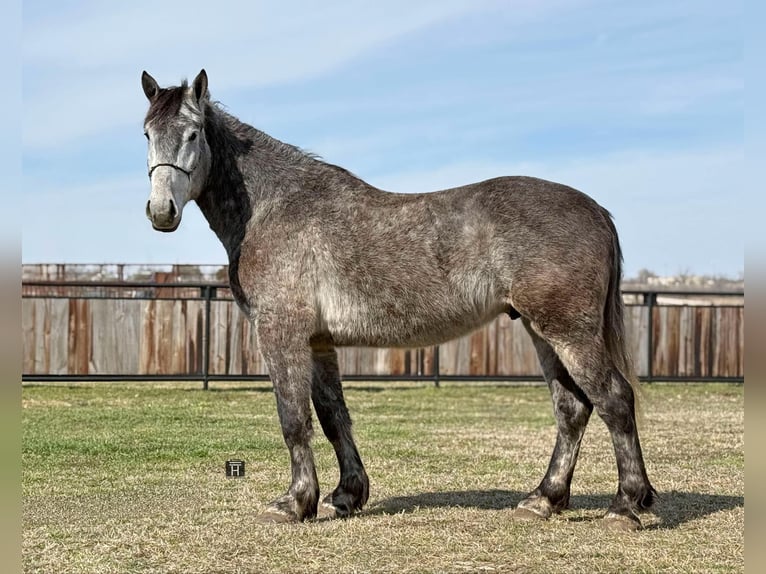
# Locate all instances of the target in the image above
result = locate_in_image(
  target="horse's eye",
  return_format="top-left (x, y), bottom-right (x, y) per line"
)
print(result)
top-left (189, 132), bottom-right (198, 142)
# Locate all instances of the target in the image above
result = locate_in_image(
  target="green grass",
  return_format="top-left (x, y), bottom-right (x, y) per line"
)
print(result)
top-left (23, 382), bottom-right (744, 573)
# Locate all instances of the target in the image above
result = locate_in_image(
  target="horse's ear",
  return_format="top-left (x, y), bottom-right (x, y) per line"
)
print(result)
top-left (192, 69), bottom-right (208, 106)
top-left (141, 71), bottom-right (159, 100)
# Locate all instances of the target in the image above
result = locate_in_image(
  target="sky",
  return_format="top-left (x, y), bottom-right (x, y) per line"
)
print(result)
top-left (21, 0), bottom-right (743, 278)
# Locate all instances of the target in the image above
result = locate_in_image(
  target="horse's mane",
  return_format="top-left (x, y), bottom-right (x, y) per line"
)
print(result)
top-left (145, 81), bottom-right (188, 124)
top-left (209, 100), bottom-right (359, 179)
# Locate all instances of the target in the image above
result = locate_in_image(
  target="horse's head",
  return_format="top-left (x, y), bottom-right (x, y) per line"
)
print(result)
top-left (141, 69), bottom-right (210, 232)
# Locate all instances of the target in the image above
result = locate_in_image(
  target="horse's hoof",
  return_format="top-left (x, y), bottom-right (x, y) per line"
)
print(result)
top-left (316, 501), bottom-right (340, 520)
top-left (514, 495), bottom-right (553, 521)
top-left (316, 492), bottom-right (356, 520)
top-left (602, 512), bottom-right (642, 532)
top-left (256, 507), bottom-right (300, 524)
top-left (513, 506), bottom-right (548, 521)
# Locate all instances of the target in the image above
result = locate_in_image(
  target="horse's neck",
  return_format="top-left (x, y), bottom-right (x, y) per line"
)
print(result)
top-left (196, 110), bottom-right (306, 259)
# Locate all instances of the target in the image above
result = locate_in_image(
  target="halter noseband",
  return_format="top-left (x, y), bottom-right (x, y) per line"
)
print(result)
top-left (148, 163), bottom-right (193, 179)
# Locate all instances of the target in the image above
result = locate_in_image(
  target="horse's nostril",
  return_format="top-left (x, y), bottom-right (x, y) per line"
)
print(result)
top-left (169, 199), bottom-right (177, 220)
top-left (145, 200), bottom-right (152, 220)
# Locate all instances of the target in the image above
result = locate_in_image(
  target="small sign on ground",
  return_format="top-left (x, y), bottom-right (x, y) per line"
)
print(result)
top-left (225, 459), bottom-right (245, 478)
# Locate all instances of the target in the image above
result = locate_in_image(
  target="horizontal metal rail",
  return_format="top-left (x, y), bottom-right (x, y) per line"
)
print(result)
top-left (21, 373), bottom-right (743, 384)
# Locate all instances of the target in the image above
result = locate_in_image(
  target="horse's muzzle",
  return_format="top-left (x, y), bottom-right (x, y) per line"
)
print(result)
top-left (146, 199), bottom-right (181, 232)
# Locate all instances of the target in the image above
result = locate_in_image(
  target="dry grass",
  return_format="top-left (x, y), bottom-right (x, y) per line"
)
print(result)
top-left (22, 382), bottom-right (743, 573)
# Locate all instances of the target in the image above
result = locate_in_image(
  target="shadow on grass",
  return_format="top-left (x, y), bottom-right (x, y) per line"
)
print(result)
top-left (367, 489), bottom-right (525, 514)
top-left (367, 489), bottom-right (743, 529)
top-left (647, 491), bottom-right (744, 529)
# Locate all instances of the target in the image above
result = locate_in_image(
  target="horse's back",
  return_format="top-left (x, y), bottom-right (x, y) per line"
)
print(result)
top-left (408, 175), bottom-right (616, 285)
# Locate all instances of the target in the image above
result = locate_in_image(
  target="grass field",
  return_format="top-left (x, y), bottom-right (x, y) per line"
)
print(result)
top-left (22, 382), bottom-right (743, 573)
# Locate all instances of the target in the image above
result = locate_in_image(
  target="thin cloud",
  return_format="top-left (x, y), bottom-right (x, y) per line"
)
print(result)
top-left (23, 0), bottom-right (500, 150)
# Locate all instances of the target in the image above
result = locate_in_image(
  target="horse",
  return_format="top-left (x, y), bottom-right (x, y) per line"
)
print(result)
top-left (141, 69), bottom-right (655, 531)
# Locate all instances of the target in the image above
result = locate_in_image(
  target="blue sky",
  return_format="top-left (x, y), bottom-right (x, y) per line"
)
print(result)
top-left (22, 0), bottom-right (743, 277)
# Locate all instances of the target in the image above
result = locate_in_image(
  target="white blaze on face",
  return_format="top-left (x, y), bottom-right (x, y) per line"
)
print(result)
top-left (146, 165), bottom-right (187, 231)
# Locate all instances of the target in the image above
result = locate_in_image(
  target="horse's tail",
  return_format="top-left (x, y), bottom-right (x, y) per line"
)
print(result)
top-left (602, 211), bottom-right (642, 418)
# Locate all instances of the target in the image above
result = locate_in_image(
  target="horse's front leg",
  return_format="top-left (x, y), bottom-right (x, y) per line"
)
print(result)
top-left (256, 313), bottom-right (319, 523)
top-left (310, 344), bottom-right (369, 519)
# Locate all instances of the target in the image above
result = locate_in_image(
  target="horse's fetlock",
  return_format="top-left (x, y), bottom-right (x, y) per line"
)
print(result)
top-left (341, 470), bottom-right (369, 499)
top-left (637, 484), bottom-right (656, 510)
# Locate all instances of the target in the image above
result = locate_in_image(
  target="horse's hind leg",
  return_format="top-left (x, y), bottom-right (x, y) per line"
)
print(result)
top-left (515, 321), bottom-right (593, 521)
top-left (310, 344), bottom-right (370, 519)
top-left (544, 330), bottom-right (655, 531)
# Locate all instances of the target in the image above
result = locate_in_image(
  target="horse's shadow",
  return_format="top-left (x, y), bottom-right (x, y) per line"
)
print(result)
top-left (365, 489), bottom-right (743, 530)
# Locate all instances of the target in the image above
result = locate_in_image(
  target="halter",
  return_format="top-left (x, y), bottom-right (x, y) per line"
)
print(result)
top-left (148, 162), bottom-right (194, 179)
top-left (147, 125), bottom-right (204, 179)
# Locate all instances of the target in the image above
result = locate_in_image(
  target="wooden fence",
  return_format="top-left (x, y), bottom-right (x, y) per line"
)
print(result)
top-left (21, 282), bottom-right (744, 384)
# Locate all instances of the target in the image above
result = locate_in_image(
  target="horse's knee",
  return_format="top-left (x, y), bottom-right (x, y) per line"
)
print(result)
top-left (278, 411), bottom-right (314, 448)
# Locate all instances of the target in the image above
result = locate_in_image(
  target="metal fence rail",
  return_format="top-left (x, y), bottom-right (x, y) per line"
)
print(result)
top-left (22, 281), bottom-right (744, 387)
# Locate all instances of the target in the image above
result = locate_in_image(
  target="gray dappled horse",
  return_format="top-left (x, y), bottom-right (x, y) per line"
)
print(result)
top-left (141, 70), bottom-right (655, 531)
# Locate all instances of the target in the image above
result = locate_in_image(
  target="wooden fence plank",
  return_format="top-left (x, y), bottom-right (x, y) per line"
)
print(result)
top-left (67, 299), bottom-right (90, 375)
top-left (48, 300), bottom-right (69, 374)
top-left (713, 308), bottom-right (742, 378)
top-left (209, 301), bottom-right (230, 375)
top-left (624, 305), bottom-right (649, 377)
top-left (21, 301), bottom-right (36, 374)
top-left (91, 300), bottom-right (141, 374)
top-left (139, 300), bottom-right (156, 374)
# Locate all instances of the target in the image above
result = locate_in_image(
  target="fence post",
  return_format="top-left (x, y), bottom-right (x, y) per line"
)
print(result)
top-left (645, 291), bottom-right (656, 383)
top-left (202, 285), bottom-right (213, 390)
top-left (433, 345), bottom-right (440, 388)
